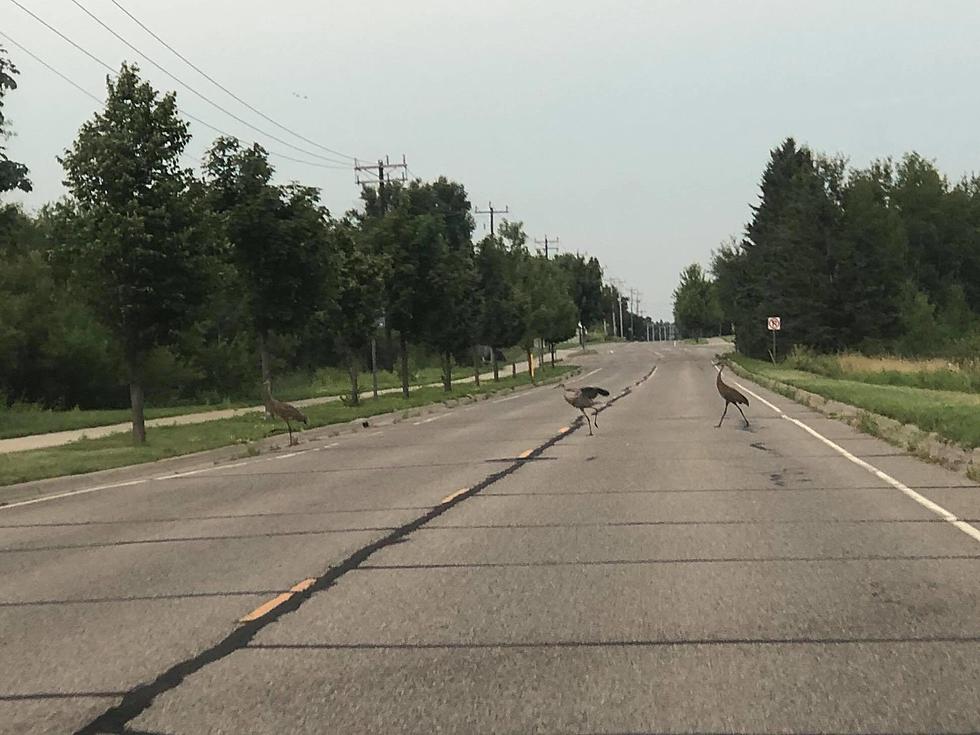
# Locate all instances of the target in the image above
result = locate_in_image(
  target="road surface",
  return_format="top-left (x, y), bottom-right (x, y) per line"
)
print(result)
top-left (1, 342), bottom-right (978, 734)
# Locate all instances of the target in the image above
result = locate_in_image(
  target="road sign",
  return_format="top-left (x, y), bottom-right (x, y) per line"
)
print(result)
top-left (767, 316), bottom-right (781, 331)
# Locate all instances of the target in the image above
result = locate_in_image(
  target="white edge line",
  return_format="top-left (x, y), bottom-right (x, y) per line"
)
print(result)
top-left (0, 479), bottom-right (145, 510)
top-left (731, 379), bottom-right (980, 545)
top-left (569, 367), bottom-right (602, 383)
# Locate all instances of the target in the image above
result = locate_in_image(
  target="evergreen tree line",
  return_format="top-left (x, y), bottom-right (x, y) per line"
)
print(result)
top-left (0, 57), bottom-right (613, 440)
top-left (673, 137), bottom-right (980, 357)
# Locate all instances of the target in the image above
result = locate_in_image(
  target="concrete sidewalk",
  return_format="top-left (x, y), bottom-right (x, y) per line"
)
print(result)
top-left (0, 346), bottom-right (595, 454)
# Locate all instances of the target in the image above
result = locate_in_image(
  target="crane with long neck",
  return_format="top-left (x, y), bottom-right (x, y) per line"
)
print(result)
top-left (713, 363), bottom-right (750, 428)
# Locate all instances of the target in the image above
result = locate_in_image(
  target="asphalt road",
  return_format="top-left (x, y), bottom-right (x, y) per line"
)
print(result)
top-left (2, 342), bottom-right (978, 734)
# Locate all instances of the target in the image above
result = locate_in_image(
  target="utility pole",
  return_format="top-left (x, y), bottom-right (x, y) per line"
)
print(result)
top-left (354, 155), bottom-right (409, 396)
top-left (475, 201), bottom-right (510, 235)
top-left (354, 155), bottom-right (408, 206)
top-left (534, 235), bottom-right (560, 259)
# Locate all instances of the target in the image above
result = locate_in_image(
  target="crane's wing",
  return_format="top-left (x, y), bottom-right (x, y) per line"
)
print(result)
top-left (579, 386), bottom-right (609, 399)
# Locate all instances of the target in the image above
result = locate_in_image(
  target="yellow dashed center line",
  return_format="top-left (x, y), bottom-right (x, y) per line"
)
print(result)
top-left (238, 578), bottom-right (316, 623)
top-left (441, 487), bottom-right (470, 504)
top-left (559, 426), bottom-right (570, 433)
top-left (518, 449), bottom-right (533, 459)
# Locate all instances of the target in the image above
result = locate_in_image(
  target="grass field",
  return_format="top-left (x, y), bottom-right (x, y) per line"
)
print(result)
top-left (0, 364), bottom-right (576, 488)
top-left (784, 348), bottom-right (980, 394)
top-left (730, 354), bottom-right (980, 449)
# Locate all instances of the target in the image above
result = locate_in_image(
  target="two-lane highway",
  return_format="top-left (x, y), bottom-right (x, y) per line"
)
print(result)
top-left (2, 342), bottom-right (978, 733)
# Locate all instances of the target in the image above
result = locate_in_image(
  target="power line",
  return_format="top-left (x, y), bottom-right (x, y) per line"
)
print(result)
top-left (0, 29), bottom-right (102, 105)
top-left (61, 0), bottom-right (350, 166)
top-left (0, 30), bottom-right (207, 170)
top-left (5, 1), bottom-right (348, 171)
top-left (107, 0), bottom-right (357, 162)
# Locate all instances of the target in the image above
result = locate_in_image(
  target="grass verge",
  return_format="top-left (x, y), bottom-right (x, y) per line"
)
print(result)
top-left (0, 362), bottom-right (546, 441)
top-left (729, 354), bottom-right (980, 449)
top-left (0, 365), bottom-right (576, 488)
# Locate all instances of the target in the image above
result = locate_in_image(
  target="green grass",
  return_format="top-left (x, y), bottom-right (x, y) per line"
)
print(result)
top-left (0, 365), bottom-right (508, 441)
top-left (730, 354), bottom-right (980, 449)
top-left (0, 365), bottom-right (576, 488)
top-left (0, 403), bottom-right (235, 441)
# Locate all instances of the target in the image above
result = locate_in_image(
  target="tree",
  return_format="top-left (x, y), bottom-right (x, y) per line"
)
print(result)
top-left (475, 233), bottom-right (524, 380)
top-left (414, 178), bottom-right (477, 392)
top-left (831, 162), bottom-right (908, 347)
top-left (554, 253), bottom-right (604, 348)
top-left (205, 137), bottom-right (330, 386)
top-left (0, 45), bottom-right (30, 195)
top-left (329, 217), bottom-right (385, 405)
top-left (516, 255), bottom-right (577, 379)
top-left (672, 263), bottom-right (720, 339)
top-left (717, 138), bottom-right (841, 356)
top-left (60, 64), bottom-right (208, 442)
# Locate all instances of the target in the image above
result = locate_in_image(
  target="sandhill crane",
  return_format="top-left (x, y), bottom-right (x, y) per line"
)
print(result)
top-left (713, 362), bottom-right (749, 428)
top-left (557, 383), bottom-right (610, 435)
top-left (263, 380), bottom-right (308, 446)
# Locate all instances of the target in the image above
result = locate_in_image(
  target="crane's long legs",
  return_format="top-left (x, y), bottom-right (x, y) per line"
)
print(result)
top-left (592, 407), bottom-right (600, 428)
top-left (580, 408), bottom-right (593, 436)
top-left (716, 402), bottom-right (729, 428)
top-left (286, 419), bottom-right (294, 446)
top-left (735, 404), bottom-right (750, 427)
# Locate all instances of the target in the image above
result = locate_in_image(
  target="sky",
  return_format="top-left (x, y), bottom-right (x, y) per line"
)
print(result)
top-left (4, 0), bottom-right (980, 320)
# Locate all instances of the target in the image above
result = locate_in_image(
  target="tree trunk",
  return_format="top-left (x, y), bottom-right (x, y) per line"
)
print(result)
top-left (399, 332), bottom-right (410, 399)
top-left (579, 322), bottom-right (586, 351)
top-left (258, 330), bottom-right (272, 385)
top-left (492, 348), bottom-right (499, 382)
top-left (472, 345), bottom-right (481, 387)
top-left (550, 343), bottom-right (556, 367)
top-left (129, 377), bottom-right (146, 444)
top-left (537, 338), bottom-right (545, 373)
top-left (347, 351), bottom-right (360, 406)
top-left (442, 352), bottom-right (452, 392)
top-left (384, 317), bottom-right (394, 372)
top-left (371, 337), bottom-right (379, 398)
top-left (526, 349), bottom-right (534, 384)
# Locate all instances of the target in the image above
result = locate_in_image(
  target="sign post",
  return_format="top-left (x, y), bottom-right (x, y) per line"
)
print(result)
top-left (767, 316), bottom-right (781, 364)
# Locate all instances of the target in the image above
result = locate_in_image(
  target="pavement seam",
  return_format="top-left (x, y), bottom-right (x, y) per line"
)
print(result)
top-left (71, 365), bottom-right (656, 734)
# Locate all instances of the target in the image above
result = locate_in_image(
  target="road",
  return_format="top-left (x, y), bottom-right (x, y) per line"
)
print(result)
top-left (1, 342), bottom-right (978, 734)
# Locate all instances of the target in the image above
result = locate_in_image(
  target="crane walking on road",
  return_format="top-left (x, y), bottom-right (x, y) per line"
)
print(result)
top-left (713, 362), bottom-right (750, 428)
top-left (263, 380), bottom-right (309, 446)
top-left (557, 383), bottom-right (610, 436)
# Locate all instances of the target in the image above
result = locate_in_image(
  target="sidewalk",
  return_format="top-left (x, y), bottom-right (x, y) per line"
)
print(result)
top-left (0, 347), bottom-right (588, 454)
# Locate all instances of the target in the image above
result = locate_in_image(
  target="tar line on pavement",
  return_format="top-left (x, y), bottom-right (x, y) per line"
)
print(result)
top-left (72, 366), bottom-right (657, 735)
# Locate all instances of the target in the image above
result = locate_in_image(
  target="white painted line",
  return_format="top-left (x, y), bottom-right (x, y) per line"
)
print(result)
top-left (492, 393), bottom-right (525, 404)
top-left (156, 460), bottom-right (251, 480)
top-left (569, 367), bottom-right (602, 383)
top-left (0, 479), bottom-right (146, 510)
top-left (732, 380), bottom-right (980, 545)
top-left (275, 452), bottom-right (301, 460)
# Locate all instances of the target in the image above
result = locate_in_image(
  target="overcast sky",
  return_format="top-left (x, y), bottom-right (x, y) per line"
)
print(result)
top-left (4, 0), bottom-right (980, 319)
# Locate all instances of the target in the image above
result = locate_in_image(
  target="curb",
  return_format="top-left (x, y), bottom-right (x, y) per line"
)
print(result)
top-left (724, 360), bottom-right (980, 482)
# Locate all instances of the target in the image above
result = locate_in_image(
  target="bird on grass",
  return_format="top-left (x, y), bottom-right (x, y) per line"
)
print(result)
top-left (557, 383), bottom-right (610, 435)
top-left (263, 380), bottom-right (308, 446)
top-left (712, 362), bottom-right (749, 428)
